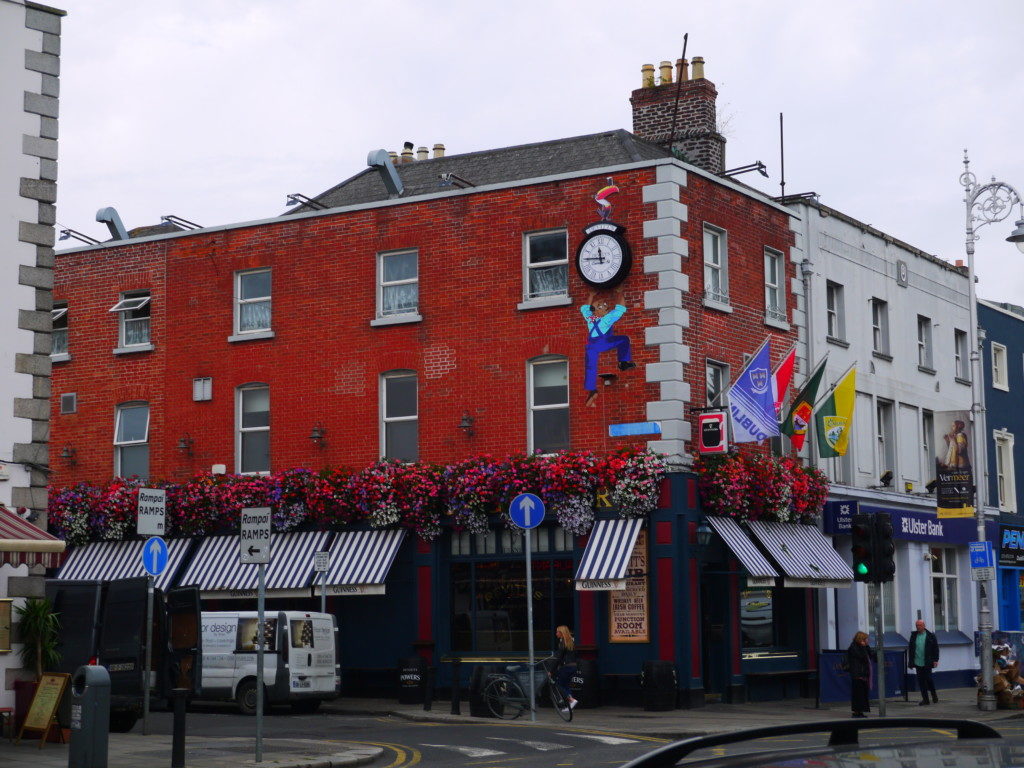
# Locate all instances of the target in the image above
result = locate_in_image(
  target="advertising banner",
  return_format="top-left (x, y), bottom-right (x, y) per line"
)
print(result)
top-left (609, 530), bottom-right (649, 643)
top-left (934, 410), bottom-right (975, 519)
top-left (999, 525), bottom-right (1024, 567)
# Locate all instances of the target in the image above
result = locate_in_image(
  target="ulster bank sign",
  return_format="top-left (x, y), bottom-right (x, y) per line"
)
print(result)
top-left (824, 501), bottom-right (996, 544)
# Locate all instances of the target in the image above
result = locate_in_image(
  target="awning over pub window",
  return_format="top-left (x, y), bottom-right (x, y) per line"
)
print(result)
top-left (56, 538), bottom-right (191, 591)
top-left (315, 529), bottom-right (406, 597)
top-left (0, 507), bottom-right (66, 569)
top-left (178, 530), bottom-right (332, 599)
top-left (574, 518), bottom-right (643, 591)
top-left (747, 520), bottom-right (853, 588)
top-left (706, 517), bottom-right (778, 588)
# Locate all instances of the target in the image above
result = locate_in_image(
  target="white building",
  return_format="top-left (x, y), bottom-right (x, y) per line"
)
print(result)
top-left (789, 198), bottom-right (987, 690)
top-left (0, 0), bottom-right (66, 710)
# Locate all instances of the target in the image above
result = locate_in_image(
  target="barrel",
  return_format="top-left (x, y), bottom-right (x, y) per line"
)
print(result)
top-left (397, 656), bottom-right (426, 704)
top-left (640, 660), bottom-right (677, 711)
top-left (571, 659), bottom-right (599, 708)
top-left (468, 664), bottom-right (501, 717)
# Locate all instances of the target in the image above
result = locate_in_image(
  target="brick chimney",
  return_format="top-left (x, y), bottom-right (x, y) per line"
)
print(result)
top-left (630, 56), bottom-right (725, 174)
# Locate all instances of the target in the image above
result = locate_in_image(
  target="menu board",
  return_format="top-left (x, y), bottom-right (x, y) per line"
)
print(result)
top-left (609, 530), bottom-right (649, 643)
top-left (0, 600), bottom-right (10, 652)
top-left (17, 672), bottom-right (69, 745)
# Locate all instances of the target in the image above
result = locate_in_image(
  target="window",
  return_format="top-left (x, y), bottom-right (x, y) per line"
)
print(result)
top-left (763, 248), bottom-right (786, 323)
top-left (917, 315), bottom-right (933, 370)
top-left (381, 371), bottom-right (418, 461)
top-left (703, 224), bottom-right (729, 306)
top-left (826, 281), bottom-right (845, 340)
top-left (235, 269), bottom-right (271, 334)
top-left (740, 588), bottom-right (774, 647)
top-left (876, 400), bottom-right (895, 481)
top-left (52, 303), bottom-right (68, 357)
top-left (930, 547), bottom-right (959, 631)
top-left (524, 230), bottom-right (568, 300)
top-left (378, 250), bottom-right (418, 317)
top-left (866, 580), bottom-right (897, 633)
top-left (237, 384), bottom-right (270, 474)
top-left (706, 360), bottom-right (729, 407)
top-left (871, 298), bottom-right (890, 356)
top-left (109, 290), bottom-right (151, 348)
top-left (529, 358), bottom-right (569, 454)
top-left (995, 430), bottom-right (1016, 512)
top-left (114, 402), bottom-right (149, 479)
top-left (992, 342), bottom-right (1009, 390)
top-left (954, 329), bottom-right (970, 381)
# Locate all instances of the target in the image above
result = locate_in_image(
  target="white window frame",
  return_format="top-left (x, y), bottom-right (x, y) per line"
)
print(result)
top-left (954, 329), bottom-right (970, 381)
top-left (995, 429), bottom-right (1017, 513)
top-left (114, 401), bottom-right (150, 479)
top-left (917, 315), bottom-right (933, 369)
top-left (523, 229), bottom-right (568, 302)
top-left (826, 281), bottom-right (845, 340)
top-left (234, 269), bottom-right (272, 335)
top-left (109, 290), bottom-right (151, 348)
top-left (876, 399), bottom-right (895, 480)
top-left (377, 249), bottom-right (419, 319)
top-left (922, 410), bottom-right (935, 480)
top-left (866, 580), bottom-right (897, 634)
top-left (706, 359), bottom-right (730, 408)
top-left (528, 357), bottom-right (569, 455)
top-left (930, 546), bottom-right (959, 631)
top-left (992, 341), bottom-right (1009, 391)
top-left (237, 384), bottom-right (270, 475)
top-left (871, 298), bottom-right (890, 356)
top-left (702, 224), bottom-right (730, 308)
top-left (381, 370), bottom-right (418, 462)
top-left (763, 247), bottom-right (786, 325)
top-left (52, 303), bottom-right (68, 357)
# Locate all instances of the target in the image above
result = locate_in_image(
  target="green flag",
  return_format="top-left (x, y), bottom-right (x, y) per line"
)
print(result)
top-left (780, 357), bottom-right (828, 451)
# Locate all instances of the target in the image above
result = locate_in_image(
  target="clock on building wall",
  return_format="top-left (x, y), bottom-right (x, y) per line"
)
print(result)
top-left (575, 222), bottom-right (633, 288)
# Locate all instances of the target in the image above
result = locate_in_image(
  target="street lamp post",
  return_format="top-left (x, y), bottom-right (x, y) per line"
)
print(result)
top-left (960, 150), bottom-right (1024, 711)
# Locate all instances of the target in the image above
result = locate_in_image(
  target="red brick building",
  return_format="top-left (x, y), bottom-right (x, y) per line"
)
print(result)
top-left (51, 59), bottom-right (808, 704)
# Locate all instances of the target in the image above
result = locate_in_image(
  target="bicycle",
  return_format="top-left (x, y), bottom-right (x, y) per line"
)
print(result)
top-left (482, 658), bottom-right (573, 721)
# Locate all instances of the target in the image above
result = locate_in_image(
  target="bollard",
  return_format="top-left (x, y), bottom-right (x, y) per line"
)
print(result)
top-left (171, 688), bottom-right (187, 768)
top-left (450, 658), bottom-right (461, 715)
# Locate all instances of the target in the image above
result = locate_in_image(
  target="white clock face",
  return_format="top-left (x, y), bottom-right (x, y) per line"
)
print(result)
top-left (578, 234), bottom-right (624, 285)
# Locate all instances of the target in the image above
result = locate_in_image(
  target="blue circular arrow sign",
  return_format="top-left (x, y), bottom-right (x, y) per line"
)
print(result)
top-left (508, 493), bottom-right (545, 529)
top-left (142, 536), bottom-right (169, 576)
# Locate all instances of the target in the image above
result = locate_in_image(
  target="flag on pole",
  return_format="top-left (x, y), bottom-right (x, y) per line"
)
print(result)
top-left (815, 365), bottom-right (857, 458)
top-left (727, 338), bottom-right (780, 443)
top-left (771, 344), bottom-right (797, 420)
top-left (781, 356), bottom-right (828, 451)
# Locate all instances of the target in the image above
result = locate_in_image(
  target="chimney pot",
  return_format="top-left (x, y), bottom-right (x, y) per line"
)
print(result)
top-left (401, 143), bottom-right (414, 163)
top-left (641, 63), bottom-right (655, 88)
top-left (691, 56), bottom-right (705, 80)
top-left (677, 57), bottom-right (688, 82)
top-left (433, 143), bottom-right (445, 159)
top-left (955, 259), bottom-right (966, 268)
top-left (388, 150), bottom-right (398, 164)
top-left (659, 60), bottom-right (673, 85)
top-left (417, 146), bottom-right (428, 161)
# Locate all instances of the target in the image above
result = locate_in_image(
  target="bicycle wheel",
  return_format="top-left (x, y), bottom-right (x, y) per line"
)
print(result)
top-left (548, 677), bottom-right (572, 722)
top-left (483, 676), bottom-right (529, 720)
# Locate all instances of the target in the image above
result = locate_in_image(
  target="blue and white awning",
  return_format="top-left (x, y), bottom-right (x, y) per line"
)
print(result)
top-left (56, 539), bottom-right (193, 592)
top-left (706, 517), bottom-right (778, 588)
top-left (574, 518), bottom-right (644, 591)
top-left (747, 520), bottom-right (853, 588)
top-left (315, 529), bottom-right (406, 596)
top-left (178, 530), bottom-right (333, 599)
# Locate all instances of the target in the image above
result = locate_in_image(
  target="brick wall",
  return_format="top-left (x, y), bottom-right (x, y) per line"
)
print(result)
top-left (631, 79), bottom-right (725, 173)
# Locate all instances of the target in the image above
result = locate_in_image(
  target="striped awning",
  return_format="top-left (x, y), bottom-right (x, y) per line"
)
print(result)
top-left (315, 529), bottom-right (406, 596)
top-left (178, 530), bottom-right (333, 599)
top-left (0, 507), bottom-right (66, 569)
top-left (747, 520), bottom-right (853, 588)
top-left (56, 539), bottom-right (192, 591)
top-left (574, 518), bottom-right (644, 591)
top-left (706, 517), bottom-right (778, 587)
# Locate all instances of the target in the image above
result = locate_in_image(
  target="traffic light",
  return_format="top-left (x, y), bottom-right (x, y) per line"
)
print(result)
top-left (851, 513), bottom-right (876, 583)
top-left (874, 512), bottom-right (896, 583)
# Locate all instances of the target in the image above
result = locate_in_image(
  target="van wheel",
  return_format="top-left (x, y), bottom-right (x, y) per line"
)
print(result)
top-left (291, 699), bottom-right (321, 714)
top-left (109, 710), bottom-right (139, 732)
top-left (236, 679), bottom-right (261, 715)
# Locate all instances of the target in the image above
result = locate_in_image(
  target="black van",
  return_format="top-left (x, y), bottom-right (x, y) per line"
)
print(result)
top-left (45, 577), bottom-right (201, 732)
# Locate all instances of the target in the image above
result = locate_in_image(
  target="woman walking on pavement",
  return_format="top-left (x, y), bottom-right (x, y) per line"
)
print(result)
top-left (846, 630), bottom-right (875, 718)
top-left (554, 625), bottom-right (578, 712)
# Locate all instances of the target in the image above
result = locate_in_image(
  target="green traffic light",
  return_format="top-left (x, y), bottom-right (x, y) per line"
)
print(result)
top-left (855, 562), bottom-right (869, 575)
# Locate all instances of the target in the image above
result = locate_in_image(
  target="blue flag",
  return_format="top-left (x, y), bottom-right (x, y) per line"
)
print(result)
top-left (728, 338), bottom-right (780, 443)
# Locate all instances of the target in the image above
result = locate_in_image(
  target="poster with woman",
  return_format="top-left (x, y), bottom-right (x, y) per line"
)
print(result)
top-left (934, 410), bottom-right (975, 519)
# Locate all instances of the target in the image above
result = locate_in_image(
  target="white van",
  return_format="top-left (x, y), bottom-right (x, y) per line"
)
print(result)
top-left (199, 610), bottom-right (339, 713)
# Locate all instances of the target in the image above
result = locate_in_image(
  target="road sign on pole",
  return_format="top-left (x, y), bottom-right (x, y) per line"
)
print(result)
top-left (315, 550), bottom-right (330, 614)
top-left (137, 488), bottom-right (166, 536)
top-left (509, 493), bottom-right (545, 529)
top-left (141, 536), bottom-right (169, 577)
top-left (969, 541), bottom-right (995, 569)
top-left (240, 507), bottom-right (272, 565)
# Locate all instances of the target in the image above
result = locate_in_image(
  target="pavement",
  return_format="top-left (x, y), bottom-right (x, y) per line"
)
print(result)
top-left (0, 687), bottom-right (1018, 768)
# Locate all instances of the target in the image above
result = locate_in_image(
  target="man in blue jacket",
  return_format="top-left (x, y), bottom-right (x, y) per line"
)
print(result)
top-left (908, 619), bottom-right (939, 704)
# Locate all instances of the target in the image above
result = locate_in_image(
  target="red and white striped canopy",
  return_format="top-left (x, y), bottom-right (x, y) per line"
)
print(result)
top-left (0, 507), bottom-right (66, 569)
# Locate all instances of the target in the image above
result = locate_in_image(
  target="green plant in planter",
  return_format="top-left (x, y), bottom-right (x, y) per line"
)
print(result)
top-left (15, 597), bottom-right (60, 681)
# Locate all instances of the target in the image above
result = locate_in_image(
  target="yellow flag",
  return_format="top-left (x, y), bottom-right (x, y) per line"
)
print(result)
top-left (815, 367), bottom-right (857, 458)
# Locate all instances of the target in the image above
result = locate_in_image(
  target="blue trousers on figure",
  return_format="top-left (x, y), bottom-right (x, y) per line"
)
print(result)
top-left (584, 333), bottom-right (632, 391)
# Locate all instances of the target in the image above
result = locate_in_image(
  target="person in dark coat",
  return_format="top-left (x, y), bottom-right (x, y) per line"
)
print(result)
top-left (554, 625), bottom-right (578, 711)
top-left (846, 630), bottom-right (875, 718)
top-left (907, 619), bottom-right (940, 704)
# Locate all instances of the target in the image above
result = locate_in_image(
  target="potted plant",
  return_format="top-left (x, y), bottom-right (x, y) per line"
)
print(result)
top-left (13, 597), bottom-right (61, 737)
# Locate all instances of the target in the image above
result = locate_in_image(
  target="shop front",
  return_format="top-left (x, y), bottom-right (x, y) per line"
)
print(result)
top-left (998, 522), bottom-right (1024, 631)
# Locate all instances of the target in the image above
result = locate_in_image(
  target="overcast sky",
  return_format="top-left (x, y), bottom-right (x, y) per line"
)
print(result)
top-left (55, 0), bottom-right (1024, 302)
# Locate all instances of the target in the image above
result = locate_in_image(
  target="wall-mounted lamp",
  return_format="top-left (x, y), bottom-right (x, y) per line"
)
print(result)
top-left (60, 444), bottom-right (77, 465)
top-left (176, 434), bottom-right (194, 456)
top-left (925, 478), bottom-right (938, 493)
top-left (696, 518), bottom-right (714, 548)
top-left (309, 423), bottom-right (327, 448)
top-left (458, 412), bottom-right (475, 437)
top-left (879, 470), bottom-right (893, 487)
